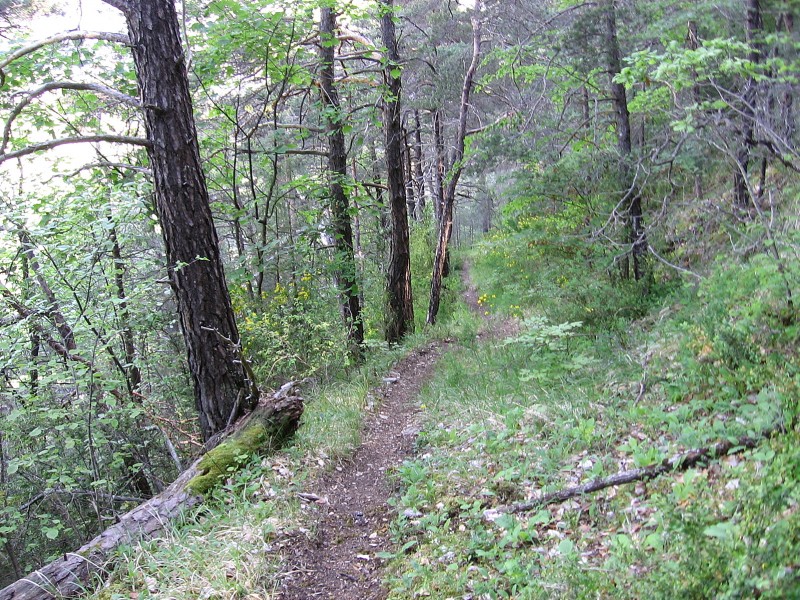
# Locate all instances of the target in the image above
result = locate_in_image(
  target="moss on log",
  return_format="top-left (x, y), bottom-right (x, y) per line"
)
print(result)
top-left (188, 393), bottom-right (305, 495)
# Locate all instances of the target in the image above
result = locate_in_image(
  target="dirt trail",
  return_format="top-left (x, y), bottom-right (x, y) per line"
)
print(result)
top-left (278, 340), bottom-right (447, 600)
top-left (279, 264), bottom-right (507, 599)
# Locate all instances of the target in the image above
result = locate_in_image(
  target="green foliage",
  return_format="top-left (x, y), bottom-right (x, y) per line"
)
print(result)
top-left (236, 274), bottom-right (349, 387)
top-left (0, 181), bottom-right (192, 579)
top-left (383, 190), bottom-right (800, 598)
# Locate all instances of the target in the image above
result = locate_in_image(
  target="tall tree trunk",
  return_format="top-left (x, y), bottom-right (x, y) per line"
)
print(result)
top-left (102, 0), bottom-right (258, 442)
top-left (319, 7), bottom-right (364, 356)
top-left (381, 0), bottom-right (415, 344)
top-left (433, 109), bottom-right (446, 223)
top-left (734, 0), bottom-right (763, 210)
top-left (686, 20), bottom-right (704, 198)
top-left (413, 109), bottom-right (426, 219)
top-left (402, 123), bottom-right (416, 215)
top-left (427, 0), bottom-right (483, 325)
top-left (602, 0), bottom-right (646, 281)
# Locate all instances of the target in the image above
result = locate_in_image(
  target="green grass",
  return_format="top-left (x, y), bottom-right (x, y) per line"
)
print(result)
top-left (89, 261), bottom-right (473, 600)
top-left (89, 225), bottom-right (800, 599)
top-left (381, 231), bottom-right (800, 599)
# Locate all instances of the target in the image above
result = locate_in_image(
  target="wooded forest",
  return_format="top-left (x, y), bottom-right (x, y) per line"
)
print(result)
top-left (0, 0), bottom-right (798, 597)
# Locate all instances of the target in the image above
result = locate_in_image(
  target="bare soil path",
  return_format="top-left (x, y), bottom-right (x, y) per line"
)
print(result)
top-left (278, 339), bottom-right (448, 600)
top-left (278, 264), bottom-right (509, 600)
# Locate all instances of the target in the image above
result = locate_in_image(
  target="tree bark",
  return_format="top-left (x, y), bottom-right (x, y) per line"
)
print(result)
top-left (100, 0), bottom-right (258, 441)
top-left (319, 7), bottom-right (364, 357)
top-left (427, 1), bottom-right (483, 325)
top-left (381, 0), bottom-right (415, 344)
top-left (602, 0), bottom-right (646, 281)
top-left (432, 109), bottom-right (446, 223)
top-left (413, 109), bottom-right (426, 219)
top-left (0, 387), bottom-right (304, 600)
top-left (402, 124), bottom-right (416, 215)
top-left (734, 0), bottom-right (763, 210)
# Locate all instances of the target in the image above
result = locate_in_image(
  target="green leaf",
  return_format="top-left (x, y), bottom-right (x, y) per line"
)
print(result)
top-left (29, 427), bottom-right (43, 438)
top-left (703, 521), bottom-right (736, 541)
top-left (558, 538), bottom-right (576, 557)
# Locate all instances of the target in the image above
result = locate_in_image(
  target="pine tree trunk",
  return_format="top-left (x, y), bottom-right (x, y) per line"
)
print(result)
top-left (319, 7), bottom-right (364, 356)
top-left (603, 0), bottom-right (646, 281)
top-left (381, 0), bottom-right (415, 344)
top-left (427, 1), bottom-right (483, 325)
top-left (107, 0), bottom-right (257, 441)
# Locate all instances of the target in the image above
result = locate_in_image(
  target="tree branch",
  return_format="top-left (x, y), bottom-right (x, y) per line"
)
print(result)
top-left (485, 424), bottom-right (782, 519)
top-left (0, 32), bottom-right (130, 75)
top-left (99, 0), bottom-right (132, 14)
top-left (0, 135), bottom-right (151, 165)
top-left (236, 146), bottom-right (327, 157)
top-left (2, 82), bottom-right (142, 154)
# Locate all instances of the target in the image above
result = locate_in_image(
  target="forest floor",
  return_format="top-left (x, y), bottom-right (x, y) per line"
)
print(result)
top-left (277, 339), bottom-right (446, 599)
top-left (279, 265), bottom-right (501, 599)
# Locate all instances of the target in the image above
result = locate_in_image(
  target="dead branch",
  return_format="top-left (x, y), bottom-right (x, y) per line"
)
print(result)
top-left (0, 31), bottom-right (130, 75)
top-left (2, 81), bottom-right (142, 154)
top-left (486, 425), bottom-right (782, 518)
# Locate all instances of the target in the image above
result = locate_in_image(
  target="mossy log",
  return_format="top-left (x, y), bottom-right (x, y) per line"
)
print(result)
top-left (0, 388), bottom-right (304, 600)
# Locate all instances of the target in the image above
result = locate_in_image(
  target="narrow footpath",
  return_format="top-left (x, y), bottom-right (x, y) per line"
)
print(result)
top-left (279, 265), bottom-right (506, 599)
top-left (278, 340), bottom-right (448, 600)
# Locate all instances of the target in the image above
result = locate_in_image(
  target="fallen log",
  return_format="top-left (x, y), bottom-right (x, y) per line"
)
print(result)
top-left (485, 425), bottom-right (781, 520)
top-left (0, 385), bottom-right (304, 600)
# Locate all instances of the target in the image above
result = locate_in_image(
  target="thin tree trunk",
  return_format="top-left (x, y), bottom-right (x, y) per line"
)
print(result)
top-left (18, 230), bottom-right (76, 350)
top-left (102, 0), bottom-right (258, 441)
top-left (319, 7), bottom-right (364, 356)
top-left (427, 0), bottom-right (483, 325)
top-left (369, 143), bottom-right (388, 263)
top-left (229, 130), bottom-right (255, 302)
top-left (603, 0), bottom-right (646, 282)
top-left (108, 215), bottom-right (153, 499)
top-left (686, 20), bottom-right (704, 198)
top-left (402, 123), bottom-right (416, 215)
top-left (433, 109), bottom-right (445, 224)
top-left (381, 0), bottom-right (415, 344)
top-left (413, 109), bottom-right (426, 219)
top-left (734, 0), bottom-right (763, 211)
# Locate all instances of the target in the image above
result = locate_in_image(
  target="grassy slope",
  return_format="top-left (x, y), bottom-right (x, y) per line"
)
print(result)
top-left (382, 229), bottom-right (800, 598)
top-left (89, 230), bottom-right (467, 599)
top-left (90, 218), bottom-right (800, 599)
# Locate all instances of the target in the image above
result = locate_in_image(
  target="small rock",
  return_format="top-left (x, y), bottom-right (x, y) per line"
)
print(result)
top-left (403, 508), bottom-right (423, 518)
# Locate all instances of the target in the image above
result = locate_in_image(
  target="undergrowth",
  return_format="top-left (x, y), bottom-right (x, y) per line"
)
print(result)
top-left (382, 218), bottom-right (800, 598)
top-left (88, 243), bottom-right (469, 599)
